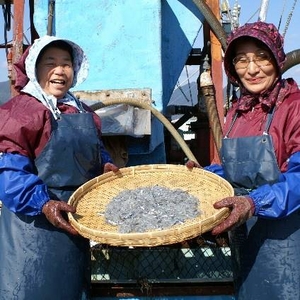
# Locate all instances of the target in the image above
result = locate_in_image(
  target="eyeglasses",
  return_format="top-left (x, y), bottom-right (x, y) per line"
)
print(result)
top-left (233, 50), bottom-right (272, 69)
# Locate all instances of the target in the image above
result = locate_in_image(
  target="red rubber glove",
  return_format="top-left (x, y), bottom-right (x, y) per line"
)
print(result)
top-left (211, 196), bottom-right (255, 235)
top-left (42, 200), bottom-right (78, 235)
top-left (185, 160), bottom-right (201, 169)
top-left (103, 162), bottom-right (119, 173)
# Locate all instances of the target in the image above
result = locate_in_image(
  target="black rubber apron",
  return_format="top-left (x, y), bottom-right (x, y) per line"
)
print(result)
top-left (222, 109), bottom-right (300, 300)
top-left (0, 112), bottom-right (102, 300)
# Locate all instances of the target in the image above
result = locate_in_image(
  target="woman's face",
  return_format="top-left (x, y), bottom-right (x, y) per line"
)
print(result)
top-left (233, 40), bottom-right (277, 94)
top-left (36, 47), bottom-right (74, 99)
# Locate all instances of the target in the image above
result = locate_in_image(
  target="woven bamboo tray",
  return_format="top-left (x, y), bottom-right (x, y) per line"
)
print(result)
top-left (68, 164), bottom-right (233, 247)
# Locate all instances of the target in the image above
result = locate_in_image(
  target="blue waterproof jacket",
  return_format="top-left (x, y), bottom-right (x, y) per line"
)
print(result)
top-left (205, 151), bottom-right (300, 218)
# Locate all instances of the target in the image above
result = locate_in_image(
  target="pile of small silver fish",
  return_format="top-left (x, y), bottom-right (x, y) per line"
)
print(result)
top-left (104, 185), bottom-right (201, 233)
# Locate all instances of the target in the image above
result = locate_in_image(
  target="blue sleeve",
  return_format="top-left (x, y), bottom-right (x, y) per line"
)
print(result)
top-left (99, 139), bottom-right (113, 164)
top-left (0, 152), bottom-right (50, 215)
top-left (204, 164), bottom-right (225, 178)
top-left (249, 151), bottom-right (300, 218)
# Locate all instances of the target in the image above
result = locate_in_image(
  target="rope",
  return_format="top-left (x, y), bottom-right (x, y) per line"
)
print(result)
top-left (176, 81), bottom-right (191, 103)
top-left (277, 0), bottom-right (287, 31)
top-left (174, 66), bottom-right (198, 106)
top-left (185, 66), bottom-right (195, 106)
top-left (282, 0), bottom-right (298, 37)
top-left (201, 85), bottom-right (222, 159)
top-left (1, 3), bottom-right (11, 57)
top-left (245, 8), bottom-right (260, 23)
top-left (1, 2), bottom-right (11, 31)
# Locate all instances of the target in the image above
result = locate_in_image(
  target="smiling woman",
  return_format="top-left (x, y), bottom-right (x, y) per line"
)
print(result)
top-left (188, 20), bottom-right (300, 300)
top-left (0, 35), bottom-right (119, 299)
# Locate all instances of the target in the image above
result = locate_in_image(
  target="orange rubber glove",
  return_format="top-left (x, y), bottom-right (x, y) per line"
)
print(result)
top-left (185, 160), bottom-right (201, 169)
top-left (211, 196), bottom-right (255, 235)
top-left (103, 162), bottom-right (119, 173)
top-left (42, 200), bottom-right (78, 235)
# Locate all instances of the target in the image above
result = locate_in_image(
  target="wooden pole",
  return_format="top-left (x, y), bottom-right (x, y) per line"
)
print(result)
top-left (204, 0), bottom-right (223, 164)
top-left (11, 0), bottom-right (25, 97)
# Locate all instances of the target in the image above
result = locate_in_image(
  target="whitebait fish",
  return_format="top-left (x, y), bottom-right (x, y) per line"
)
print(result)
top-left (104, 185), bottom-right (201, 233)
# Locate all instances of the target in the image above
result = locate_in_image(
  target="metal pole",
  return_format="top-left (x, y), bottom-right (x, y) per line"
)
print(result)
top-left (258, 0), bottom-right (269, 21)
top-left (47, 0), bottom-right (55, 36)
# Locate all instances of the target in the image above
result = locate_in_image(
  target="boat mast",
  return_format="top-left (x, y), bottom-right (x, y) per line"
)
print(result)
top-left (258, 0), bottom-right (269, 21)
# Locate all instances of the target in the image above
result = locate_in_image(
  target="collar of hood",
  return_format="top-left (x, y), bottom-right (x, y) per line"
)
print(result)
top-left (236, 78), bottom-right (299, 112)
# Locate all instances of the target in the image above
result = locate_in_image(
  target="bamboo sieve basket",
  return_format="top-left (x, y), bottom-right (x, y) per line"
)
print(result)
top-left (67, 164), bottom-right (233, 247)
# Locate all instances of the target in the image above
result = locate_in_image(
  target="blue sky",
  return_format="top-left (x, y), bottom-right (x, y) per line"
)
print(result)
top-left (0, 0), bottom-right (299, 83)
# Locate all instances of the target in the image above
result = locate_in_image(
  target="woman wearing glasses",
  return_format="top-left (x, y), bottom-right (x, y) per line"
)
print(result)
top-left (188, 22), bottom-right (300, 299)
